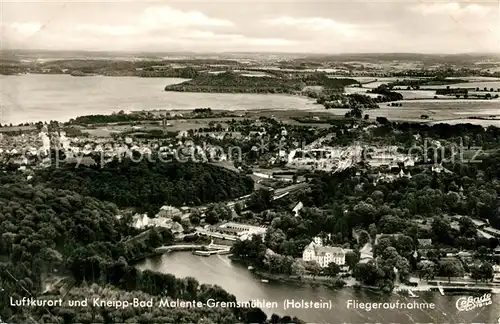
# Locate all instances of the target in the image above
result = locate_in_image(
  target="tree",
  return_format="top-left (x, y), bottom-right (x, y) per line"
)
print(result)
top-left (480, 262), bottom-right (494, 282)
top-left (376, 117), bottom-right (390, 125)
top-left (358, 230), bottom-right (370, 246)
top-left (234, 202), bottom-right (243, 215)
top-left (470, 264), bottom-right (482, 283)
top-left (345, 251), bottom-right (360, 269)
top-left (325, 262), bottom-right (340, 277)
top-left (265, 228), bottom-right (286, 253)
top-left (431, 217), bottom-right (453, 245)
top-left (368, 224), bottom-right (377, 241)
top-left (189, 209), bottom-right (202, 226)
top-left (477, 245), bottom-right (489, 258)
top-left (205, 210), bottom-right (219, 225)
top-left (417, 260), bottom-right (436, 280)
top-left (305, 261), bottom-right (322, 278)
top-left (291, 260), bottom-right (306, 279)
top-left (247, 189), bottom-right (273, 212)
top-left (438, 260), bottom-right (463, 283)
top-left (205, 203), bottom-right (232, 225)
top-left (364, 114), bottom-right (369, 120)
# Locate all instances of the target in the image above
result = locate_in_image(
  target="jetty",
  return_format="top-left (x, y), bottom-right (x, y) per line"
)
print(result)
top-left (155, 244), bottom-right (205, 253)
top-left (155, 241), bottom-right (231, 256)
top-left (193, 243), bottom-right (231, 256)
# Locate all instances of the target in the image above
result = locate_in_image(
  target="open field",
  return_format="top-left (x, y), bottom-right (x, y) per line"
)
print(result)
top-left (421, 81), bottom-right (500, 90)
top-left (446, 76), bottom-right (500, 82)
top-left (396, 90), bottom-right (446, 99)
top-left (343, 86), bottom-right (381, 98)
top-left (325, 99), bottom-right (500, 123)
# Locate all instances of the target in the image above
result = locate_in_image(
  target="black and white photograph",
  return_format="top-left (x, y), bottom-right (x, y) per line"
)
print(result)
top-left (1, 1), bottom-right (499, 323)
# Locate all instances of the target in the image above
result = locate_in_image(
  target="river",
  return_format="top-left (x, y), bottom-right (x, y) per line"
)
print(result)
top-left (136, 252), bottom-right (499, 323)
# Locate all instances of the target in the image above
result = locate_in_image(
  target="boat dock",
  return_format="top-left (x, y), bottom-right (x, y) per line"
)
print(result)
top-left (193, 249), bottom-right (231, 256)
top-left (193, 242), bottom-right (231, 256)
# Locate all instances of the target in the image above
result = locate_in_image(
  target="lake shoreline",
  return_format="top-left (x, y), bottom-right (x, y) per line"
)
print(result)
top-left (135, 249), bottom-right (498, 322)
top-left (2, 73), bottom-right (500, 127)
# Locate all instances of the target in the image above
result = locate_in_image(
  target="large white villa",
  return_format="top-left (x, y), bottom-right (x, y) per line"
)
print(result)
top-left (302, 236), bottom-right (350, 267)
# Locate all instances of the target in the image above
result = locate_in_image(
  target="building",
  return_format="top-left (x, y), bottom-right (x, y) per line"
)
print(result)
top-left (156, 205), bottom-right (182, 218)
top-left (359, 243), bottom-right (374, 264)
top-left (211, 222), bottom-right (267, 241)
top-left (302, 237), bottom-right (349, 267)
top-left (132, 213), bottom-right (183, 233)
top-left (493, 264), bottom-right (500, 281)
top-left (483, 227), bottom-right (500, 238)
top-left (417, 239), bottom-right (433, 249)
top-left (374, 233), bottom-right (404, 245)
top-left (292, 202), bottom-right (304, 217)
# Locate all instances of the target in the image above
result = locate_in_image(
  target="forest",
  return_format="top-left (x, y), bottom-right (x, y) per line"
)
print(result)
top-left (367, 85), bottom-right (404, 101)
top-left (164, 71), bottom-right (306, 94)
top-left (231, 149), bottom-right (500, 291)
top-left (163, 71), bottom-right (359, 94)
top-left (0, 172), bottom-right (300, 323)
top-left (34, 157), bottom-right (254, 215)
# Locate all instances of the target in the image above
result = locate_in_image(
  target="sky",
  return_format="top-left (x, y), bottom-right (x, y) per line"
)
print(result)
top-left (1, 0), bottom-right (498, 54)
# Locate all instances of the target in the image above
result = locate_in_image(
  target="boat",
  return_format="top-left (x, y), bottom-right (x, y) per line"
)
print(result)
top-left (248, 266), bottom-right (254, 270)
top-left (437, 282), bottom-right (445, 296)
top-left (261, 279), bottom-right (269, 283)
top-left (408, 289), bottom-right (419, 298)
top-left (193, 250), bottom-right (211, 257)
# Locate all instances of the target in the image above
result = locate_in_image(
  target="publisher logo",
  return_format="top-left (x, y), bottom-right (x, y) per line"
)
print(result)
top-left (455, 293), bottom-right (492, 312)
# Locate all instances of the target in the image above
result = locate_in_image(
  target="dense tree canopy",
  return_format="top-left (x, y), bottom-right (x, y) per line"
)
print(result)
top-left (35, 158), bottom-right (254, 215)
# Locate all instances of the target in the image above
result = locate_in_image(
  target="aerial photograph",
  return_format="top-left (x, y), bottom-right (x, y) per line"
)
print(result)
top-left (0, 0), bottom-right (499, 323)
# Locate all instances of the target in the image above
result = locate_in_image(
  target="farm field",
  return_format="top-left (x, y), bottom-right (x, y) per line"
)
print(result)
top-left (390, 90), bottom-right (445, 99)
top-left (325, 99), bottom-right (500, 124)
top-left (421, 81), bottom-right (500, 90)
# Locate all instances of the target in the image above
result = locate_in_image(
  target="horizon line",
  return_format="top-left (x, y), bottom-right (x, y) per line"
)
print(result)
top-left (2, 49), bottom-right (500, 56)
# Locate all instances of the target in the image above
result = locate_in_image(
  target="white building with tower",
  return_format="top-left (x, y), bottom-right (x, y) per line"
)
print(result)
top-left (302, 235), bottom-right (350, 267)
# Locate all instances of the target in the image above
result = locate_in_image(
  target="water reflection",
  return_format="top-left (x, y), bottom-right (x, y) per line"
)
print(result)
top-left (136, 252), bottom-right (498, 323)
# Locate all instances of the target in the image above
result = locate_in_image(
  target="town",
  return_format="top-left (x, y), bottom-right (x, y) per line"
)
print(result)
top-left (2, 106), bottom-right (500, 300)
top-left (2, 2), bottom-right (500, 320)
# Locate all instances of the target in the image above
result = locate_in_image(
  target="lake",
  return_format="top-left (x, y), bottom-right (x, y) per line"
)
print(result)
top-left (0, 74), bottom-right (318, 125)
top-left (2, 74), bottom-right (499, 127)
top-left (136, 252), bottom-right (499, 324)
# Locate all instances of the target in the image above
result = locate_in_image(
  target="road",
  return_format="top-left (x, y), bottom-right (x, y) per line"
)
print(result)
top-left (273, 182), bottom-right (308, 197)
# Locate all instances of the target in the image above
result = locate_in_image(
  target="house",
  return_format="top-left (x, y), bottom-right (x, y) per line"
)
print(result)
top-left (214, 222), bottom-right (267, 240)
top-left (453, 216), bottom-right (488, 229)
top-left (292, 202), bottom-right (304, 217)
top-left (157, 205), bottom-right (182, 218)
top-left (281, 127), bottom-right (288, 137)
top-left (302, 237), bottom-right (349, 267)
top-left (374, 233), bottom-right (403, 245)
top-left (359, 243), bottom-right (374, 264)
top-left (417, 239), bottom-right (433, 249)
top-left (483, 227), bottom-right (500, 238)
top-left (493, 264), bottom-right (500, 281)
top-left (494, 246), bottom-right (500, 255)
top-left (303, 242), bottom-right (348, 267)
